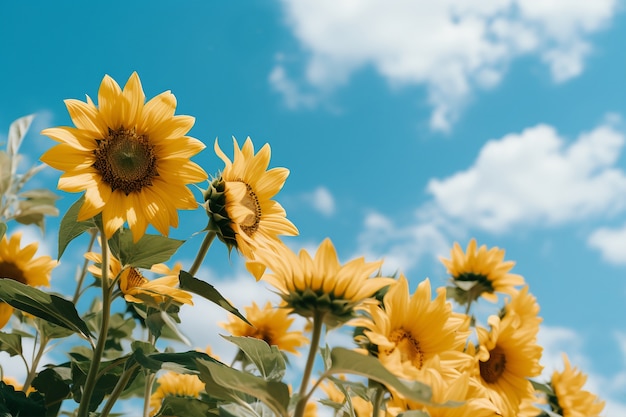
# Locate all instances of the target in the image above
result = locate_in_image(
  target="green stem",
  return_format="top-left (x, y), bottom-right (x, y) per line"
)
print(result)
top-left (293, 311), bottom-right (325, 417)
top-left (77, 232), bottom-right (111, 417)
top-left (142, 330), bottom-right (157, 417)
top-left (99, 364), bottom-right (138, 417)
top-left (73, 229), bottom-right (98, 304)
top-left (21, 334), bottom-right (49, 392)
top-left (188, 230), bottom-right (216, 276)
top-left (371, 384), bottom-right (385, 417)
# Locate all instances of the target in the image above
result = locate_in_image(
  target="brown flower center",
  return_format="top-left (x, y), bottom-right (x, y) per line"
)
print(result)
top-left (93, 127), bottom-right (158, 195)
top-left (480, 346), bottom-right (507, 383)
top-left (387, 328), bottom-right (424, 369)
top-left (0, 261), bottom-right (26, 284)
top-left (237, 181), bottom-right (261, 237)
top-left (124, 268), bottom-right (147, 291)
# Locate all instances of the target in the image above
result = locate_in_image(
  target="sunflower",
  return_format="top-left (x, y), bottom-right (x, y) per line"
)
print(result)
top-left (548, 353), bottom-right (605, 417)
top-left (319, 376), bottom-right (376, 417)
top-left (474, 313), bottom-right (542, 416)
top-left (0, 232), bottom-right (57, 329)
top-left (246, 238), bottom-right (394, 326)
top-left (86, 253), bottom-right (192, 307)
top-left (40, 72), bottom-right (208, 242)
top-left (352, 275), bottom-right (472, 383)
top-left (149, 371), bottom-right (205, 416)
top-left (221, 301), bottom-right (308, 354)
top-left (204, 137), bottom-right (298, 258)
top-left (502, 285), bottom-right (541, 335)
top-left (441, 238), bottom-right (525, 304)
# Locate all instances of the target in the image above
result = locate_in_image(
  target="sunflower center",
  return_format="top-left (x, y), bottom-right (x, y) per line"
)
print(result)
top-left (237, 181), bottom-right (261, 236)
top-left (0, 261), bottom-right (27, 284)
top-left (93, 127), bottom-right (158, 195)
top-left (480, 346), bottom-right (507, 383)
top-left (387, 328), bottom-right (424, 369)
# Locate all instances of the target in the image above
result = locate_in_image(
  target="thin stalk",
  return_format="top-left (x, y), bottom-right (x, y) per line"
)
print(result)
top-left (100, 364), bottom-right (139, 417)
top-left (77, 233), bottom-right (111, 417)
top-left (21, 334), bottom-right (49, 392)
top-left (73, 229), bottom-right (98, 304)
top-left (142, 330), bottom-right (157, 417)
top-left (293, 310), bottom-right (325, 417)
top-left (371, 385), bottom-right (384, 417)
top-left (188, 231), bottom-right (216, 276)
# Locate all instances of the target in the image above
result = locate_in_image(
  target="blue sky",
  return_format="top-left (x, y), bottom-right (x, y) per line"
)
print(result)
top-left (2, 0), bottom-right (626, 414)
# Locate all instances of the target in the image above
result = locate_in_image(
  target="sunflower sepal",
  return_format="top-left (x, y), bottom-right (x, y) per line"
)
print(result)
top-left (203, 177), bottom-right (238, 254)
top-left (280, 288), bottom-right (360, 328)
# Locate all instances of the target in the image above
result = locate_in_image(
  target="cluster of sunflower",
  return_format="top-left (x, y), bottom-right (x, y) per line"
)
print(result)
top-left (0, 73), bottom-right (605, 417)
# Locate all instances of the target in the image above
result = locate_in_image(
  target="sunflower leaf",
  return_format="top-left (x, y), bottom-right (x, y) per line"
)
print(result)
top-left (0, 332), bottom-right (22, 356)
top-left (31, 367), bottom-right (72, 417)
top-left (58, 195), bottom-right (97, 259)
top-left (108, 228), bottom-right (184, 269)
top-left (222, 336), bottom-right (286, 381)
top-left (397, 411), bottom-right (430, 417)
top-left (179, 271), bottom-right (250, 325)
top-left (328, 347), bottom-right (432, 404)
top-left (155, 396), bottom-right (218, 417)
top-left (0, 151), bottom-right (10, 196)
top-left (0, 279), bottom-right (92, 340)
top-left (7, 115), bottom-right (34, 162)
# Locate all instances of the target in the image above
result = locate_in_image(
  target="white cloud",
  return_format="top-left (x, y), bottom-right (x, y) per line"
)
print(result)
top-left (427, 122), bottom-right (626, 233)
top-left (588, 223), bottom-right (626, 265)
top-left (304, 186), bottom-right (336, 217)
top-left (273, 0), bottom-right (617, 130)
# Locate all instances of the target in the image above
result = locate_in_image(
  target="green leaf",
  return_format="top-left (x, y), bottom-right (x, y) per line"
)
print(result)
top-left (328, 348), bottom-right (432, 405)
top-left (0, 151), bottom-right (10, 196)
top-left (0, 279), bottom-right (92, 340)
top-left (0, 332), bottom-right (21, 356)
top-left (0, 223), bottom-right (5, 240)
top-left (222, 336), bottom-right (285, 381)
top-left (156, 396), bottom-right (218, 417)
top-left (0, 381), bottom-right (46, 417)
top-left (179, 271), bottom-right (250, 325)
top-left (130, 347), bottom-right (219, 374)
top-left (397, 411), bottom-right (430, 417)
top-left (196, 359), bottom-right (290, 417)
top-left (7, 115), bottom-right (34, 160)
top-left (31, 367), bottom-right (71, 417)
top-left (57, 195), bottom-right (96, 259)
top-left (108, 228), bottom-right (184, 268)
top-left (37, 318), bottom-right (75, 339)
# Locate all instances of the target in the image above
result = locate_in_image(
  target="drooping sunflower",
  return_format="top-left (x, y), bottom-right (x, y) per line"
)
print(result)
top-left (246, 238), bottom-right (394, 327)
top-left (441, 238), bottom-right (525, 304)
top-left (221, 301), bottom-right (307, 354)
top-left (40, 72), bottom-right (208, 242)
top-left (352, 275), bottom-right (472, 382)
top-left (86, 253), bottom-right (192, 307)
top-left (0, 232), bottom-right (57, 328)
top-left (149, 371), bottom-right (205, 416)
top-left (474, 313), bottom-right (543, 416)
top-left (547, 353), bottom-right (605, 417)
top-left (204, 137), bottom-right (298, 259)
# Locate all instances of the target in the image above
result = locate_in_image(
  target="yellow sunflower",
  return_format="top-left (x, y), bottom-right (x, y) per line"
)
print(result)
top-left (220, 301), bottom-right (308, 354)
top-left (548, 353), bottom-right (605, 417)
top-left (352, 275), bottom-right (471, 382)
top-left (474, 313), bottom-right (542, 416)
top-left (502, 285), bottom-right (542, 336)
top-left (204, 137), bottom-right (298, 258)
top-left (0, 232), bottom-right (57, 329)
top-left (320, 377), bottom-right (377, 417)
top-left (149, 371), bottom-right (205, 416)
top-left (246, 238), bottom-right (394, 326)
top-left (86, 253), bottom-right (192, 307)
top-left (40, 72), bottom-right (208, 242)
top-left (441, 238), bottom-right (525, 304)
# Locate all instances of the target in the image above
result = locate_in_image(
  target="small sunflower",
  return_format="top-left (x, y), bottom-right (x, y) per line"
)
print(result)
top-left (220, 301), bottom-right (308, 354)
top-left (86, 253), bottom-right (192, 308)
top-left (41, 72), bottom-right (208, 242)
top-left (548, 353), bottom-right (605, 417)
top-left (204, 137), bottom-right (298, 258)
top-left (474, 313), bottom-right (542, 416)
top-left (441, 238), bottom-right (525, 304)
top-left (0, 232), bottom-right (57, 329)
top-left (246, 238), bottom-right (394, 326)
top-left (502, 285), bottom-right (542, 334)
top-left (149, 371), bottom-right (205, 416)
top-left (352, 275), bottom-right (471, 382)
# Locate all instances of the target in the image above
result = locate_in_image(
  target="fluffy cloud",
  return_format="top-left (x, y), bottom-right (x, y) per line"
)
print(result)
top-left (588, 223), bottom-right (626, 265)
top-left (273, 0), bottom-right (617, 130)
top-left (427, 122), bottom-right (626, 232)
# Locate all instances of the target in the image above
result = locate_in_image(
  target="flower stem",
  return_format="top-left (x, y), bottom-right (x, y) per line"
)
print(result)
top-left (77, 232), bottom-right (111, 417)
top-left (73, 229), bottom-right (98, 304)
top-left (21, 334), bottom-right (49, 392)
top-left (293, 311), bottom-right (324, 417)
top-left (99, 364), bottom-right (138, 417)
top-left (188, 230), bottom-right (216, 276)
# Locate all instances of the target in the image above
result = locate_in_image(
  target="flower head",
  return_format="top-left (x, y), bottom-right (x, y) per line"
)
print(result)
top-left (548, 353), bottom-right (605, 417)
top-left (41, 72), bottom-right (208, 242)
top-left (441, 238), bottom-right (524, 304)
top-left (220, 301), bottom-right (308, 354)
top-left (204, 137), bottom-right (298, 258)
top-left (149, 371), bottom-right (205, 416)
top-left (247, 239), bottom-right (393, 327)
top-left (0, 233), bottom-right (57, 328)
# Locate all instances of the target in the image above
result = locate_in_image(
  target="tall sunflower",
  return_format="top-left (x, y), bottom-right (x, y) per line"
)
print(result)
top-left (474, 313), bottom-right (542, 416)
top-left (220, 301), bottom-right (308, 354)
top-left (0, 232), bottom-right (57, 328)
top-left (547, 353), bottom-right (605, 417)
top-left (352, 275), bottom-right (471, 382)
top-left (149, 371), bottom-right (205, 417)
top-left (441, 238), bottom-right (525, 304)
top-left (40, 72), bottom-right (208, 242)
top-left (204, 137), bottom-right (298, 259)
top-left (246, 238), bottom-right (393, 326)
